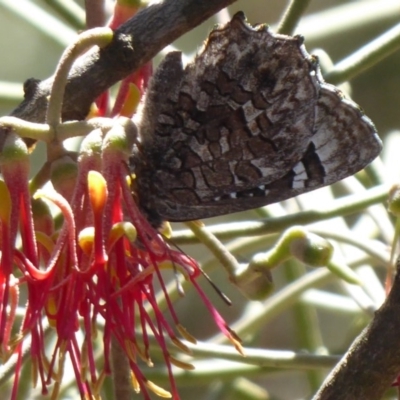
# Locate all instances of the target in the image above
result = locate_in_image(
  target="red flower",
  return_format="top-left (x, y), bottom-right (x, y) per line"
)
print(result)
top-left (0, 118), bottom-right (240, 399)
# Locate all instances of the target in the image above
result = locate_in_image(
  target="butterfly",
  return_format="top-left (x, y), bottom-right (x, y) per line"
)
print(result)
top-left (130, 11), bottom-right (382, 227)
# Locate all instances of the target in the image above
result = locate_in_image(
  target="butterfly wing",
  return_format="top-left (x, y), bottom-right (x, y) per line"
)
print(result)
top-left (132, 12), bottom-right (381, 223)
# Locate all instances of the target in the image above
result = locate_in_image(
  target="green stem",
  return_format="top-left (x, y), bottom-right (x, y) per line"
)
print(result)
top-left (46, 27), bottom-right (113, 128)
top-left (43, 0), bottom-right (85, 29)
top-left (311, 229), bottom-right (389, 266)
top-left (325, 22), bottom-right (400, 84)
top-left (141, 346), bottom-right (339, 385)
top-left (212, 255), bottom-right (371, 344)
top-left (284, 260), bottom-right (325, 391)
top-left (0, 81), bottom-right (23, 103)
top-left (0, 0), bottom-right (76, 47)
top-left (172, 184), bottom-right (389, 244)
top-left (185, 221), bottom-right (241, 278)
top-left (29, 161), bottom-right (52, 195)
top-left (0, 116), bottom-right (53, 141)
top-left (277, 0), bottom-right (312, 35)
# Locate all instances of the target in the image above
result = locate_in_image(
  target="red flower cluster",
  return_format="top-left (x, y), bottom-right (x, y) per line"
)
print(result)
top-left (0, 4), bottom-right (241, 397)
top-left (0, 118), bottom-right (239, 399)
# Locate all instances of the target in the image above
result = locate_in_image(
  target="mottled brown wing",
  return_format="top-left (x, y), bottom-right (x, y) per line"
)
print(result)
top-left (132, 12), bottom-right (381, 224)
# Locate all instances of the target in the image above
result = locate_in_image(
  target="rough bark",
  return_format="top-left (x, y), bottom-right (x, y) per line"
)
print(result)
top-left (313, 260), bottom-right (400, 399)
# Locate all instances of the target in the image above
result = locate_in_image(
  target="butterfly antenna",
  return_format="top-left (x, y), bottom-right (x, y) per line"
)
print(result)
top-left (163, 235), bottom-right (232, 305)
top-left (199, 267), bottom-right (232, 306)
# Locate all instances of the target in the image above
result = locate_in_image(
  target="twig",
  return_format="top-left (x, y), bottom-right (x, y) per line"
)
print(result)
top-left (313, 257), bottom-right (400, 399)
top-left (276, 0), bottom-right (312, 35)
top-left (325, 22), bottom-right (400, 85)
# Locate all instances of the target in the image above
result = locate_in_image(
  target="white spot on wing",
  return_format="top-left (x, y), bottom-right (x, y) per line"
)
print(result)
top-left (293, 162), bottom-right (305, 174)
top-left (247, 119), bottom-right (260, 135)
top-left (242, 100), bottom-right (264, 121)
top-left (292, 161), bottom-right (308, 188)
top-left (219, 130), bottom-right (230, 154)
top-left (312, 136), bottom-right (340, 174)
top-left (293, 180), bottom-right (305, 189)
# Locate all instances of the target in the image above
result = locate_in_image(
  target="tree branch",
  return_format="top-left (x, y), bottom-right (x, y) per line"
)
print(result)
top-left (4, 0), bottom-right (236, 148)
top-left (313, 259), bottom-right (400, 399)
